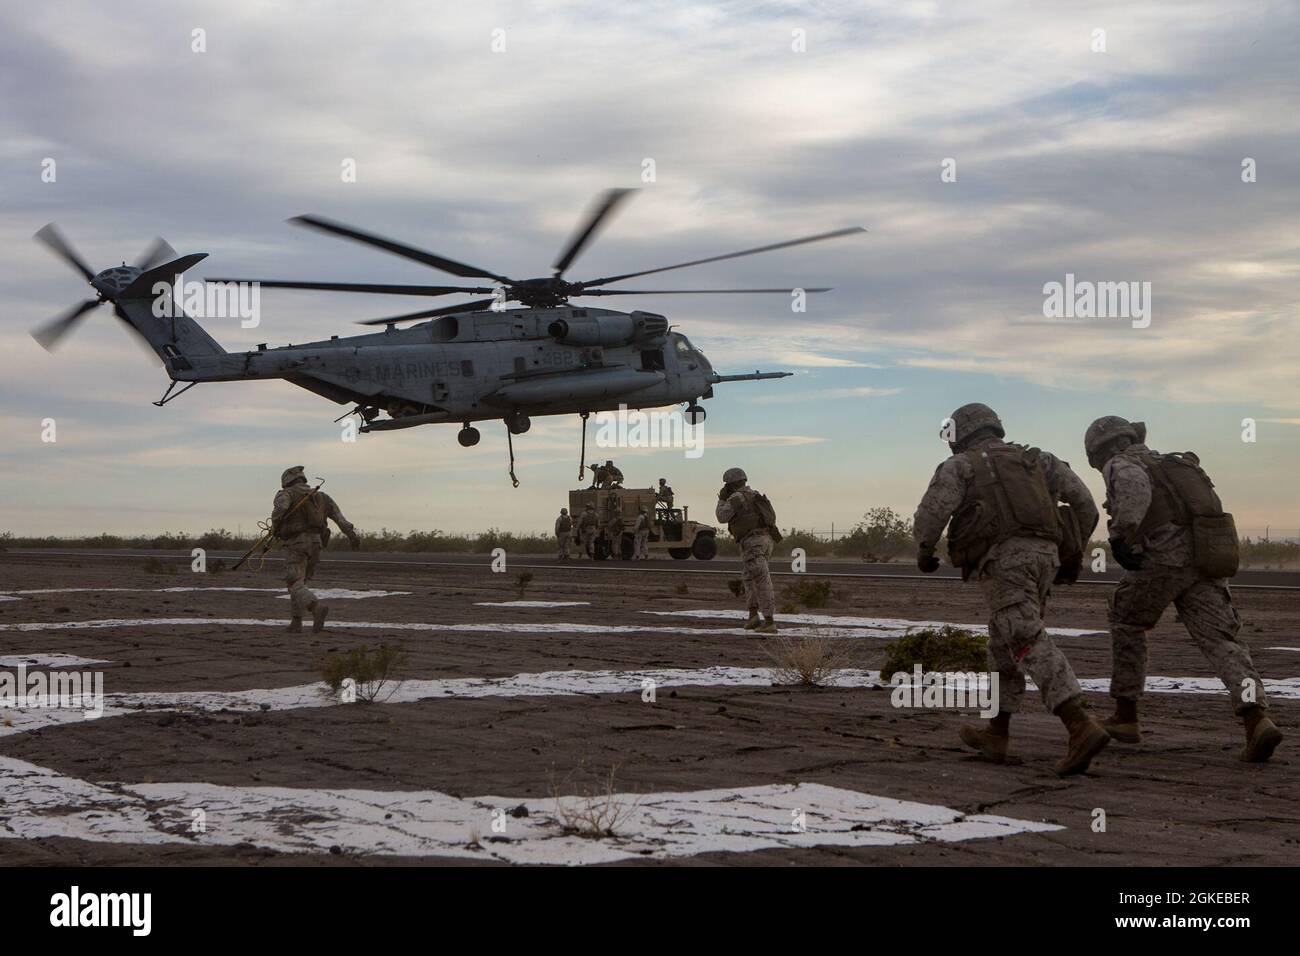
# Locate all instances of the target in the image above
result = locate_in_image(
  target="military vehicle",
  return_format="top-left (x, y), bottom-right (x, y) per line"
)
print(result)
top-left (568, 485), bottom-right (717, 560)
top-left (31, 191), bottom-right (863, 482)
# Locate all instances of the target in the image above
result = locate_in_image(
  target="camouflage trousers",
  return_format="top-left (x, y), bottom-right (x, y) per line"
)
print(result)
top-left (557, 534), bottom-right (570, 560)
top-left (282, 535), bottom-right (322, 618)
top-left (1108, 565), bottom-right (1266, 714)
top-left (634, 530), bottom-right (649, 559)
top-left (977, 543), bottom-right (1082, 714)
top-left (580, 528), bottom-right (597, 558)
top-left (739, 531), bottom-right (775, 618)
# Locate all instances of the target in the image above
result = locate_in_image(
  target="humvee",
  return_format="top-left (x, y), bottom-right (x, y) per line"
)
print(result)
top-left (568, 486), bottom-right (718, 560)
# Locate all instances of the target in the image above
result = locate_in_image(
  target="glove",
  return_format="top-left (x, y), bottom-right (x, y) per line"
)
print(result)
top-left (346, 528), bottom-right (361, 550)
top-left (917, 550), bottom-right (940, 574)
top-left (1110, 538), bottom-right (1144, 571)
top-left (718, 486), bottom-right (730, 501)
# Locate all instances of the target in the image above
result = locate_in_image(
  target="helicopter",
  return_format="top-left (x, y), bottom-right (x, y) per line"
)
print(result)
top-left (32, 189), bottom-right (864, 482)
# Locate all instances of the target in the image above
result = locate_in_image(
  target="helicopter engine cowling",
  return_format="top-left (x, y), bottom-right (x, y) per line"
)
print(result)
top-left (548, 310), bottom-right (668, 347)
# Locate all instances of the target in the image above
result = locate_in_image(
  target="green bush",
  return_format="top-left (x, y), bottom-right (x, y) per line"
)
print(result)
top-left (781, 579), bottom-right (833, 608)
top-left (320, 645), bottom-right (406, 703)
top-left (878, 626), bottom-right (988, 681)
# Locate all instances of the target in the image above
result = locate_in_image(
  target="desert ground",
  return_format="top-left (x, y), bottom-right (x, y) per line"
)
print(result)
top-left (0, 548), bottom-right (1296, 866)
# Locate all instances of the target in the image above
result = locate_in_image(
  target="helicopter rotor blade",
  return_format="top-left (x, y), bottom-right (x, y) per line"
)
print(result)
top-left (356, 297), bottom-right (499, 326)
top-left (135, 237), bottom-right (178, 272)
top-left (580, 226), bottom-right (866, 287)
top-left (552, 188), bottom-right (637, 277)
top-left (203, 278), bottom-right (497, 297)
top-left (577, 287), bottom-right (831, 296)
top-left (31, 298), bottom-right (102, 351)
top-left (34, 223), bottom-right (96, 282)
top-left (290, 215), bottom-right (512, 283)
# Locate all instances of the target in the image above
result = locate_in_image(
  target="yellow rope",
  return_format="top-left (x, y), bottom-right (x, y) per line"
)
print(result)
top-left (241, 479), bottom-right (325, 572)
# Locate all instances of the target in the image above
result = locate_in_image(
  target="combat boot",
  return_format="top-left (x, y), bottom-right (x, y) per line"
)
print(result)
top-left (743, 610), bottom-right (761, 630)
top-left (959, 712), bottom-right (1011, 763)
top-left (1240, 707), bottom-right (1283, 763)
top-left (287, 616), bottom-right (303, 634)
top-left (1101, 696), bottom-right (1141, 743)
top-left (755, 617), bottom-right (778, 634)
top-left (312, 603), bottom-right (330, 633)
top-left (1055, 698), bottom-right (1111, 777)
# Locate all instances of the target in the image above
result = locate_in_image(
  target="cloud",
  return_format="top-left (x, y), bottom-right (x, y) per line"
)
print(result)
top-left (3, 0), bottom-right (1299, 533)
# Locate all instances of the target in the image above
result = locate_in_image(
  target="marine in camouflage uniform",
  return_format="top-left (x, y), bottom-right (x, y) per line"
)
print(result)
top-left (1085, 416), bottom-right (1282, 762)
top-left (656, 478), bottom-right (674, 509)
top-left (578, 504), bottom-right (599, 558)
top-left (272, 465), bottom-right (360, 633)
top-left (605, 496), bottom-right (625, 559)
top-left (633, 508), bottom-right (651, 560)
top-left (555, 508), bottom-right (573, 560)
top-left (914, 403), bottom-right (1109, 776)
top-left (715, 467), bottom-right (778, 634)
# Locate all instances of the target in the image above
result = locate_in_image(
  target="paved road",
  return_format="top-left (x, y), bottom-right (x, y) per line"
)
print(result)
top-left (9, 548), bottom-right (1300, 590)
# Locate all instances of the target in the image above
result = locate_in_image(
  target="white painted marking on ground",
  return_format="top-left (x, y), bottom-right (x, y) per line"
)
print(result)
top-left (474, 601), bottom-right (592, 607)
top-left (0, 587), bottom-right (407, 600)
top-left (0, 756), bottom-right (1061, 862)
top-left (0, 653), bottom-right (109, 668)
top-left (4, 665), bottom-right (1296, 740)
top-left (648, 609), bottom-right (1103, 637)
top-left (0, 617), bottom-right (896, 639)
top-left (1267, 647), bottom-right (1300, 653)
top-left (274, 589), bottom-right (411, 600)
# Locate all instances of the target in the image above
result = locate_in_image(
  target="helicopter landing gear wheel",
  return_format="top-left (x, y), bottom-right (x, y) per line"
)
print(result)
top-left (457, 425), bottom-right (481, 447)
top-left (685, 403), bottom-right (706, 425)
top-left (506, 412), bottom-right (531, 435)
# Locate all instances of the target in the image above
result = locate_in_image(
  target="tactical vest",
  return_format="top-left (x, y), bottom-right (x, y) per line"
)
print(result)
top-left (1125, 450), bottom-right (1238, 578)
top-left (947, 444), bottom-right (1061, 574)
top-left (556, 515), bottom-right (573, 534)
top-left (276, 486), bottom-right (328, 538)
top-left (1128, 451), bottom-right (1223, 535)
top-left (727, 488), bottom-right (780, 542)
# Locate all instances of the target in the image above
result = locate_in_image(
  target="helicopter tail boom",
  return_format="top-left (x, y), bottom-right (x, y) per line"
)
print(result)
top-left (115, 255), bottom-right (228, 373)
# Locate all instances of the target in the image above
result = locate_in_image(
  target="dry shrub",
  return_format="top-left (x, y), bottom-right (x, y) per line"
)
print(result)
top-left (548, 764), bottom-right (639, 839)
top-left (515, 571), bottom-right (533, 597)
top-left (764, 634), bottom-right (858, 687)
top-left (141, 556), bottom-right (175, 575)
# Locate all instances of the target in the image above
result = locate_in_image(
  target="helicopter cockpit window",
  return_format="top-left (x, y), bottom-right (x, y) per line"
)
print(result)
top-left (674, 337), bottom-right (693, 356)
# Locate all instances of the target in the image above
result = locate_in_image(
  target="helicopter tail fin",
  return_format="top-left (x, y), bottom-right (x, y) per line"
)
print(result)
top-left (115, 254), bottom-right (227, 368)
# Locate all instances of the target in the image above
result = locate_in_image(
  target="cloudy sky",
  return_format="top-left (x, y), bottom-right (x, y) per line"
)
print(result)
top-left (2, 0), bottom-right (1297, 539)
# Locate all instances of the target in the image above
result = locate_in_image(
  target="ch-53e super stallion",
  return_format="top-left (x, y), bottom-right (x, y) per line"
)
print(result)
top-left (32, 189), bottom-right (863, 482)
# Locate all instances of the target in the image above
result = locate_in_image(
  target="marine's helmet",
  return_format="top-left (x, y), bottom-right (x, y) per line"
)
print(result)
top-left (944, 403), bottom-right (1004, 452)
top-left (281, 465), bottom-right (307, 488)
top-left (585, 503), bottom-right (595, 511)
top-left (1085, 416), bottom-right (1142, 470)
top-left (560, 507), bottom-right (568, 515)
top-left (722, 467), bottom-right (747, 484)
top-left (658, 478), bottom-right (667, 485)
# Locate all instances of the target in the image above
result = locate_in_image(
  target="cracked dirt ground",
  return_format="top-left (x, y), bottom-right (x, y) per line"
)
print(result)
top-left (0, 550), bottom-right (1296, 865)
